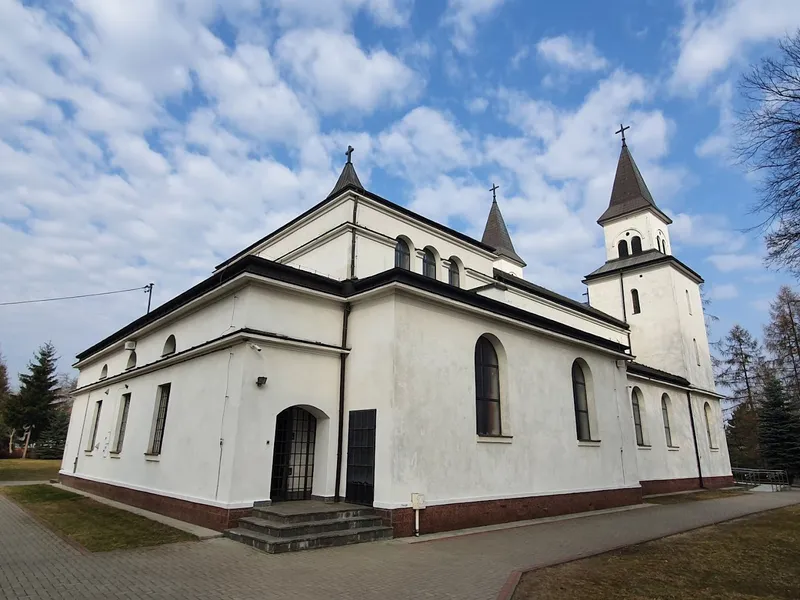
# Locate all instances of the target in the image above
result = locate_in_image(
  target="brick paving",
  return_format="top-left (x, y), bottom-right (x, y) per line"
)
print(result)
top-left (1, 490), bottom-right (799, 600)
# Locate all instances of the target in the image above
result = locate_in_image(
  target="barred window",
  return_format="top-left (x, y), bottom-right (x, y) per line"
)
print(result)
top-left (423, 248), bottom-right (437, 279)
top-left (662, 394), bottom-right (673, 447)
top-left (448, 258), bottom-right (461, 287)
top-left (149, 384), bottom-right (171, 455)
top-left (114, 394), bottom-right (131, 453)
top-left (632, 388), bottom-right (645, 446)
top-left (395, 239), bottom-right (410, 269)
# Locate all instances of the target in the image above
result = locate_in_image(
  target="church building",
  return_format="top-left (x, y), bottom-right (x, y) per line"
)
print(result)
top-left (60, 135), bottom-right (733, 539)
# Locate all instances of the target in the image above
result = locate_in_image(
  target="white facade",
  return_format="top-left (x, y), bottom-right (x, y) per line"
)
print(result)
top-left (62, 155), bottom-right (732, 529)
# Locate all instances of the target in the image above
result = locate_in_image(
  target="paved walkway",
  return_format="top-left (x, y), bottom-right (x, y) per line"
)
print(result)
top-left (1, 490), bottom-right (799, 600)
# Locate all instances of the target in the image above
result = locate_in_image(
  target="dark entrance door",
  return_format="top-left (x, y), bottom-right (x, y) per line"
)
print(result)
top-left (345, 409), bottom-right (377, 505)
top-left (270, 407), bottom-right (317, 502)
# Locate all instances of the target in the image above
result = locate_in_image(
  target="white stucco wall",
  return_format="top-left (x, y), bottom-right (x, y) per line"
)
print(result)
top-left (602, 211), bottom-right (672, 260)
top-left (63, 347), bottom-right (246, 507)
top-left (372, 292), bottom-right (641, 510)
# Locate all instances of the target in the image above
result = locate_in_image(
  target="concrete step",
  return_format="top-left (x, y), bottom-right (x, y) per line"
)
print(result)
top-left (224, 525), bottom-right (393, 554)
top-left (238, 515), bottom-right (385, 538)
top-left (252, 505), bottom-right (375, 524)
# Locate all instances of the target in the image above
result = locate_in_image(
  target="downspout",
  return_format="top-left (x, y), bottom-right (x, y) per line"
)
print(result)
top-left (214, 351), bottom-right (234, 500)
top-left (335, 197), bottom-right (358, 502)
top-left (686, 390), bottom-right (705, 489)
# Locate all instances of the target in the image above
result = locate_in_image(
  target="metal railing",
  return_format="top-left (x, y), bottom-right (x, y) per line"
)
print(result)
top-left (731, 468), bottom-right (791, 491)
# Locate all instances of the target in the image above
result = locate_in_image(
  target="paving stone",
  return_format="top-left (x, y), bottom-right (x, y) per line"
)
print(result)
top-left (0, 491), bottom-right (799, 599)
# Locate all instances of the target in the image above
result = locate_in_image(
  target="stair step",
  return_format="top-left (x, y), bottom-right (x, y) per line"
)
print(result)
top-left (225, 525), bottom-right (393, 554)
top-left (238, 515), bottom-right (385, 537)
top-left (252, 506), bottom-right (375, 524)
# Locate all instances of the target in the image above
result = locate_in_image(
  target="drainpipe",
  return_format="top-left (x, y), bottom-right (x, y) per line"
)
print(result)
top-left (334, 303), bottom-right (351, 502)
top-left (686, 390), bottom-right (705, 489)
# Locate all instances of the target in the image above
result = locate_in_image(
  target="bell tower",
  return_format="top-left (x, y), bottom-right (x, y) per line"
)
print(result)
top-left (584, 128), bottom-right (716, 393)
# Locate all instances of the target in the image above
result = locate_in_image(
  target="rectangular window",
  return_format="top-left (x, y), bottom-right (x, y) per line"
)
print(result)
top-left (114, 394), bottom-right (131, 453)
top-left (148, 384), bottom-right (171, 455)
top-left (87, 400), bottom-right (102, 451)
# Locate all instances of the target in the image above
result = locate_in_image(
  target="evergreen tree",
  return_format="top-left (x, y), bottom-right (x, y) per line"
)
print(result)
top-left (0, 350), bottom-right (10, 453)
top-left (764, 286), bottom-right (800, 397)
top-left (35, 409), bottom-right (70, 460)
top-left (714, 325), bottom-right (765, 408)
top-left (758, 372), bottom-right (800, 481)
top-left (3, 343), bottom-right (59, 444)
top-left (725, 402), bottom-right (762, 468)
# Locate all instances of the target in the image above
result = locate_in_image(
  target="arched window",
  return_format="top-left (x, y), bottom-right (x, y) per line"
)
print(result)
top-left (693, 338), bottom-right (701, 366)
top-left (656, 236), bottom-right (662, 253)
top-left (126, 351), bottom-right (137, 370)
top-left (448, 257), bottom-right (461, 287)
top-left (631, 236), bottom-right (643, 255)
top-left (395, 238), bottom-right (411, 270)
top-left (686, 290), bottom-right (693, 315)
top-left (572, 361), bottom-right (591, 441)
top-left (162, 335), bottom-right (176, 356)
top-left (661, 394), bottom-right (673, 447)
top-left (631, 289), bottom-right (641, 314)
top-left (475, 337), bottom-right (501, 436)
top-left (99, 364), bottom-right (108, 380)
top-left (704, 402), bottom-right (716, 448)
top-left (617, 240), bottom-right (629, 258)
top-left (631, 388), bottom-right (645, 446)
top-left (422, 248), bottom-right (437, 279)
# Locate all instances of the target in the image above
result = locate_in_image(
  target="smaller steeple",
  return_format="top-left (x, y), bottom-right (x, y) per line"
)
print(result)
top-left (329, 145), bottom-right (364, 197)
top-left (597, 126), bottom-right (671, 225)
top-left (481, 183), bottom-right (525, 266)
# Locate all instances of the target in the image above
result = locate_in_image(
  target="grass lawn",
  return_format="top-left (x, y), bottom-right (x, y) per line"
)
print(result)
top-left (646, 488), bottom-right (750, 505)
top-left (513, 505), bottom-right (800, 600)
top-left (0, 458), bottom-right (62, 481)
top-left (2, 485), bottom-right (197, 552)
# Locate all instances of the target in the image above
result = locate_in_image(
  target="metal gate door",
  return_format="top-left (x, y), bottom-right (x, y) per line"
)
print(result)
top-left (270, 407), bottom-right (317, 502)
top-left (345, 409), bottom-right (376, 505)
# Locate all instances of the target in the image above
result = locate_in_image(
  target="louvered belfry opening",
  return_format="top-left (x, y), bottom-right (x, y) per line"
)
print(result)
top-left (270, 407), bottom-right (317, 502)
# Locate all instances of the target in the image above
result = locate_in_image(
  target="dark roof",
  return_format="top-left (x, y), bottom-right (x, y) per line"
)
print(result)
top-left (215, 182), bottom-right (497, 270)
top-left (493, 270), bottom-right (628, 329)
top-left (481, 200), bottom-right (526, 265)
top-left (598, 143), bottom-right (672, 225)
top-left (78, 256), bottom-right (630, 363)
top-left (627, 361), bottom-right (690, 388)
top-left (583, 249), bottom-right (704, 283)
top-left (329, 161), bottom-right (364, 197)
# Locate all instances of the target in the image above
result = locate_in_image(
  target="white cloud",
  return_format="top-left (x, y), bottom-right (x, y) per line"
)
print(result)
top-left (536, 35), bottom-right (609, 72)
top-left (695, 81), bottom-right (736, 161)
top-left (276, 29), bottom-right (420, 114)
top-left (267, 0), bottom-right (413, 29)
top-left (671, 0), bottom-right (800, 91)
top-left (442, 0), bottom-right (508, 53)
top-left (708, 283), bottom-right (739, 300)
top-left (376, 106), bottom-right (479, 177)
top-left (670, 212), bottom-right (747, 253)
top-left (707, 253), bottom-right (763, 271)
top-left (466, 97), bottom-right (489, 114)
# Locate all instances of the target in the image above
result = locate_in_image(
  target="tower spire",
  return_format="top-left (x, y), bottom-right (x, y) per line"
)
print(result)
top-left (329, 145), bottom-right (364, 197)
top-left (597, 131), bottom-right (671, 226)
top-left (481, 185), bottom-right (525, 266)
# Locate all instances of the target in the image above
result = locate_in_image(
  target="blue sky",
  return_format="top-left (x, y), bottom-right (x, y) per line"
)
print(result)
top-left (1, 0), bottom-right (799, 381)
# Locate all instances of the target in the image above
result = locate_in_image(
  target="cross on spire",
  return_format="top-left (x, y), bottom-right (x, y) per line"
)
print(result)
top-left (345, 145), bottom-right (355, 164)
top-left (490, 183), bottom-right (499, 202)
top-left (615, 123), bottom-right (630, 146)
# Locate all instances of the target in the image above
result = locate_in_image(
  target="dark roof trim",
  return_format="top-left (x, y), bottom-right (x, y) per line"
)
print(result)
top-left (75, 256), bottom-right (345, 361)
top-left (583, 251), bottom-right (703, 284)
top-left (351, 268), bottom-right (630, 355)
top-left (215, 183), bottom-right (497, 270)
top-left (627, 361), bottom-right (690, 388)
top-left (494, 270), bottom-right (628, 329)
top-left (597, 204), bottom-right (673, 227)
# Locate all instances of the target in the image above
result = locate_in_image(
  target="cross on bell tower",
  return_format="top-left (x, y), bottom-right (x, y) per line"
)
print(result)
top-left (615, 123), bottom-right (630, 146)
top-left (490, 183), bottom-right (499, 203)
top-left (345, 145), bottom-right (355, 164)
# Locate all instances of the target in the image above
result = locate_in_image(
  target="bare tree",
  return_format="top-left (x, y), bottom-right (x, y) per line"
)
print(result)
top-left (737, 31), bottom-right (800, 275)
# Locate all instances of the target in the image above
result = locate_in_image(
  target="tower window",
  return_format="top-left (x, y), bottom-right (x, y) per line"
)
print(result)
top-left (686, 290), bottom-right (693, 315)
top-left (631, 236), bottom-right (643, 255)
top-left (631, 289), bottom-right (641, 314)
top-left (617, 240), bottom-right (629, 258)
top-left (693, 338), bottom-right (701, 366)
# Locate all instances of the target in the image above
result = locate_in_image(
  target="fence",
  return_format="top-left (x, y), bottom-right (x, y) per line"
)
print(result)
top-left (731, 468), bottom-right (790, 491)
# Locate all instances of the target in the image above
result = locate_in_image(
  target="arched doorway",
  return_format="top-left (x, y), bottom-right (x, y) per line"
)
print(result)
top-left (270, 407), bottom-right (317, 502)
